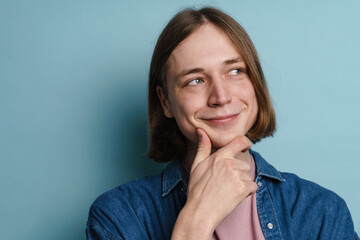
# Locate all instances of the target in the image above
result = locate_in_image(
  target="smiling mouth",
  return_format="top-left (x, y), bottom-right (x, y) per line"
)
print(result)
top-left (203, 113), bottom-right (239, 126)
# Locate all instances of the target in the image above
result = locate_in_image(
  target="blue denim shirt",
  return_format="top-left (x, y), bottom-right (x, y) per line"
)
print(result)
top-left (86, 150), bottom-right (358, 240)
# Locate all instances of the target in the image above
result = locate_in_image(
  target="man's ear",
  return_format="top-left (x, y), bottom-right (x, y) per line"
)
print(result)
top-left (156, 86), bottom-right (174, 118)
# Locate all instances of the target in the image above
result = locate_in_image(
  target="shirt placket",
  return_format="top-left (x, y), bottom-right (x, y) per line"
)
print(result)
top-left (256, 176), bottom-right (284, 240)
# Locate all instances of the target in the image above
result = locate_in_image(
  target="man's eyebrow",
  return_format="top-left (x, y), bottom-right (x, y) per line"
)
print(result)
top-left (223, 57), bottom-right (245, 65)
top-left (175, 57), bottom-right (244, 79)
top-left (176, 68), bottom-right (204, 79)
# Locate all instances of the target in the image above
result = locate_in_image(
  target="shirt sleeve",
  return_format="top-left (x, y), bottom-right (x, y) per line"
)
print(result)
top-left (86, 220), bottom-right (124, 240)
top-left (320, 194), bottom-right (359, 240)
top-left (335, 197), bottom-right (358, 240)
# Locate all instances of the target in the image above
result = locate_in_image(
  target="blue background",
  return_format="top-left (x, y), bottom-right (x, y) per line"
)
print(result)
top-left (1, 0), bottom-right (359, 239)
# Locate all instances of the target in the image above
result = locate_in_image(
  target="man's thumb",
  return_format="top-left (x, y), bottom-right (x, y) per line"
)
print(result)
top-left (191, 129), bottom-right (211, 172)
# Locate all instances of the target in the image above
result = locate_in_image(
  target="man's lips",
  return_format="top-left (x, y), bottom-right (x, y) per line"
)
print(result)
top-left (202, 113), bottom-right (239, 125)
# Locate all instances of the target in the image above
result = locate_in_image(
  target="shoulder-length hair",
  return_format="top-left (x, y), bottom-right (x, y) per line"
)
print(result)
top-left (147, 7), bottom-right (276, 163)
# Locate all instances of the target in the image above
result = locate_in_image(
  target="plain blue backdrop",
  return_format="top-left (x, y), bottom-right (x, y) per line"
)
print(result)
top-left (1, 0), bottom-right (359, 239)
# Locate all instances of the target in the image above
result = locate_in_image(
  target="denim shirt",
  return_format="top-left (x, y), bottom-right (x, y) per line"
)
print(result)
top-left (86, 150), bottom-right (358, 240)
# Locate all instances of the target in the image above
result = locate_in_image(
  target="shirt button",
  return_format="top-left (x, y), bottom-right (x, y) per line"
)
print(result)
top-left (267, 222), bottom-right (274, 230)
top-left (180, 187), bottom-right (184, 192)
top-left (257, 181), bottom-right (262, 187)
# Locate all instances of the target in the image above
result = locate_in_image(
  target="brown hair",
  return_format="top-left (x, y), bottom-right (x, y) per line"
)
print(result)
top-left (148, 7), bottom-right (276, 163)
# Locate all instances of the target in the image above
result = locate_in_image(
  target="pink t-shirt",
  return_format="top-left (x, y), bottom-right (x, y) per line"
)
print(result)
top-left (211, 156), bottom-right (265, 240)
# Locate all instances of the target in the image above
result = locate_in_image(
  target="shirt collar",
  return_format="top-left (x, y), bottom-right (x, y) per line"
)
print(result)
top-left (161, 158), bottom-right (185, 197)
top-left (250, 149), bottom-right (286, 182)
top-left (161, 149), bottom-right (285, 197)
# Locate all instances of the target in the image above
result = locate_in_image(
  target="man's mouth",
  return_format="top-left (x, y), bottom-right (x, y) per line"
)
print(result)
top-left (202, 113), bottom-right (239, 126)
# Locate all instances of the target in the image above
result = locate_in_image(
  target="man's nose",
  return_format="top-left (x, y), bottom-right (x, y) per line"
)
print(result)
top-left (208, 78), bottom-right (232, 107)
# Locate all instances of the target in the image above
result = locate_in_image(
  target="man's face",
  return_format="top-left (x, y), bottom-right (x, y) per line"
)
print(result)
top-left (158, 23), bottom-right (258, 149)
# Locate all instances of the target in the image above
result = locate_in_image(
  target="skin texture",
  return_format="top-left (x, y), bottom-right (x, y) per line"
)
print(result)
top-left (157, 23), bottom-right (259, 239)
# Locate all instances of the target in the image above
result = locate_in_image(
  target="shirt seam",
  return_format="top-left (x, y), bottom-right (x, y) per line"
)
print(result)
top-left (88, 220), bottom-right (123, 240)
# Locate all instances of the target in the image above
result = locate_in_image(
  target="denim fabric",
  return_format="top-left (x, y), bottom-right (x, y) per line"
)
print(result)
top-left (86, 150), bottom-right (359, 240)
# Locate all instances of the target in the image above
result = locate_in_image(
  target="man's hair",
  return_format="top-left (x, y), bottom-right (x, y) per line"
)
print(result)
top-left (147, 7), bottom-right (276, 163)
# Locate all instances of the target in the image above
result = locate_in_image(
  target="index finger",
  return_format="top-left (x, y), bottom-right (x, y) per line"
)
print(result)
top-left (216, 135), bottom-right (252, 158)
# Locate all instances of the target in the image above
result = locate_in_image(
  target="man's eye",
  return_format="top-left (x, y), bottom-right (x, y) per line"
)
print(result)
top-left (228, 69), bottom-right (242, 75)
top-left (187, 78), bottom-right (203, 86)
